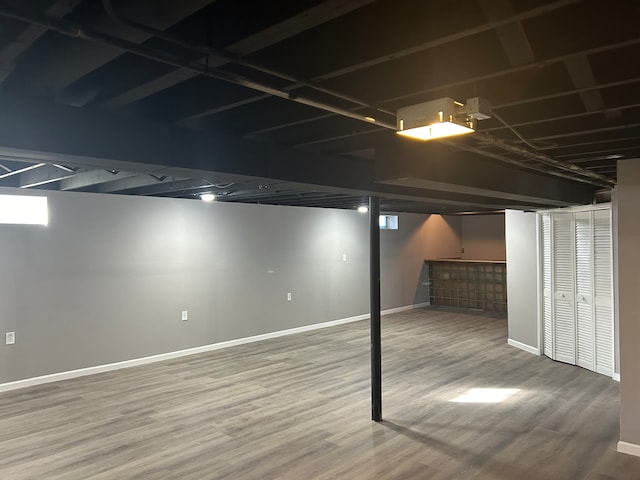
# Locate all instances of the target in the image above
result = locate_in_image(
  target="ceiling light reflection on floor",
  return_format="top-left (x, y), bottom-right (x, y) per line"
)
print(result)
top-left (450, 388), bottom-right (520, 403)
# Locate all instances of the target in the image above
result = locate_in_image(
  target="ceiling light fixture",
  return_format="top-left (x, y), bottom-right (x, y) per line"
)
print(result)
top-left (358, 205), bottom-right (369, 213)
top-left (200, 193), bottom-right (215, 202)
top-left (396, 97), bottom-right (491, 141)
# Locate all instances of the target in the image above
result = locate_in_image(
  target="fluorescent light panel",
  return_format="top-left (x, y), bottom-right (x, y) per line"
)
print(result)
top-left (0, 194), bottom-right (48, 225)
top-left (397, 121), bottom-right (474, 141)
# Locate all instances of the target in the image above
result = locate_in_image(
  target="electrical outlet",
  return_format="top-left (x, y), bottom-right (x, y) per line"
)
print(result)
top-left (181, 310), bottom-right (188, 321)
top-left (287, 292), bottom-right (292, 301)
top-left (5, 332), bottom-right (15, 345)
top-left (342, 253), bottom-right (347, 261)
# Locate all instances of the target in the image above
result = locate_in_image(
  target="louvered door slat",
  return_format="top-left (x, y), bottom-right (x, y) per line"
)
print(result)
top-left (574, 212), bottom-right (594, 370)
top-left (542, 214), bottom-right (553, 358)
top-left (552, 213), bottom-right (575, 364)
top-left (593, 209), bottom-right (613, 375)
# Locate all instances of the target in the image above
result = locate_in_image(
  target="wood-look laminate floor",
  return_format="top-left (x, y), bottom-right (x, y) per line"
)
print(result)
top-left (1, 307), bottom-right (639, 479)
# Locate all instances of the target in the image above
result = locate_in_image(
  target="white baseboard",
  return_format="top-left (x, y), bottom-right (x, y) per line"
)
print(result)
top-left (507, 338), bottom-right (540, 356)
top-left (613, 373), bottom-right (620, 382)
top-left (381, 301), bottom-right (431, 315)
top-left (0, 302), bottom-right (430, 393)
top-left (618, 441), bottom-right (640, 457)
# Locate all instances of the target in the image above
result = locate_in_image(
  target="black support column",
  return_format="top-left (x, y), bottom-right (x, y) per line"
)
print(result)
top-left (369, 196), bottom-right (382, 422)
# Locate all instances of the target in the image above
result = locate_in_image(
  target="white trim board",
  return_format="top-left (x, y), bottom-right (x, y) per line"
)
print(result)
top-left (507, 338), bottom-right (540, 355)
top-left (0, 302), bottom-right (431, 393)
top-left (613, 373), bottom-right (620, 382)
top-left (618, 441), bottom-right (640, 457)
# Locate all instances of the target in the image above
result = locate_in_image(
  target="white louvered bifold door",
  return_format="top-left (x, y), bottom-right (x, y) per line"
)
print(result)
top-left (541, 214), bottom-right (554, 358)
top-left (574, 212), bottom-right (594, 371)
top-left (593, 209), bottom-right (614, 376)
top-left (552, 213), bottom-right (576, 365)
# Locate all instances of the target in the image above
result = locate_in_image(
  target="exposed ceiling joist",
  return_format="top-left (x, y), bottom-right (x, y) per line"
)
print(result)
top-left (478, 0), bottom-right (534, 66)
top-left (59, 169), bottom-right (138, 191)
top-left (19, 163), bottom-right (79, 188)
top-left (564, 53), bottom-right (605, 113)
top-left (0, 0), bottom-right (636, 211)
top-left (312, 0), bottom-right (581, 82)
top-left (0, 0), bottom-right (76, 84)
top-left (99, 0), bottom-right (378, 109)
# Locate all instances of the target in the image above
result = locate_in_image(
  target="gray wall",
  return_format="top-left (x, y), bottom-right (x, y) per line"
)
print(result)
top-left (422, 214), bottom-right (462, 259)
top-left (0, 188), bottom-right (443, 384)
top-left (614, 159), bottom-right (640, 446)
top-left (461, 213), bottom-right (506, 261)
top-left (505, 210), bottom-right (539, 350)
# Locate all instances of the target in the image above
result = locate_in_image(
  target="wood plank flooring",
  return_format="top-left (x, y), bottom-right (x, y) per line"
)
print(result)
top-left (1, 307), bottom-right (639, 479)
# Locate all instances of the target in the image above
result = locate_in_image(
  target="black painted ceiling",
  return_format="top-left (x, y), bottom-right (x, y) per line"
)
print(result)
top-left (0, 0), bottom-right (637, 213)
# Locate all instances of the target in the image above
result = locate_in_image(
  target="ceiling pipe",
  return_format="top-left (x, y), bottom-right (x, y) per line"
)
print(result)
top-left (446, 139), bottom-right (612, 188)
top-left (474, 133), bottom-right (616, 187)
top-left (101, 0), bottom-right (395, 118)
top-left (0, 2), bottom-right (396, 129)
top-left (0, 3), bottom-right (616, 189)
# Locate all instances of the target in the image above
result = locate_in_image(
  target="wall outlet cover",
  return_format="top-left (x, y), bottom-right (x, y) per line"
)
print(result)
top-left (287, 292), bottom-right (292, 301)
top-left (181, 310), bottom-right (188, 321)
top-left (6, 332), bottom-right (15, 345)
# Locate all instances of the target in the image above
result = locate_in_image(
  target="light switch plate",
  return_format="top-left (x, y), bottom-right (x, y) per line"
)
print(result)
top-left (181, 310), bottom-right (188, 321)
top-left (6, 332), bottom-right (15, 345)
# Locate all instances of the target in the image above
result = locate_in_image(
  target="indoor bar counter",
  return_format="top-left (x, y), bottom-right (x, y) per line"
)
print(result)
top-left (425, 259), bottom-right (507, 312)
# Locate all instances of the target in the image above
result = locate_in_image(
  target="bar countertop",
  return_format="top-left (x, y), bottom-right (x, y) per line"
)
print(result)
top-left (425, 258), bottom-right (506, 264)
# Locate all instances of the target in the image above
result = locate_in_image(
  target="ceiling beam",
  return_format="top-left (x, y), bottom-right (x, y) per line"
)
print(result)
top-left (375, 137), bottom-right (594, 206)
top-left (0, 91), bottom-right (595, 209)
top-left (92, 174), bottom-right (181, 194)
top-left (99, 0), bottom-right (377, 109)
top-left (112, 178), bottom-right (212, 196)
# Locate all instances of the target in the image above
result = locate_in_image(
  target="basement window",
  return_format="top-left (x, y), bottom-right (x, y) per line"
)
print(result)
top-left (0, 194), bottom-right (48, 225)
top-left (379, 215), bottom-right (398, 230)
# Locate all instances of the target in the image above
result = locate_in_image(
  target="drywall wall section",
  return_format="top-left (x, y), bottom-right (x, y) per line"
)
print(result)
top-left (614, 159), bottom-right (640, 450)
top-left (0, 187), bottom-right (437, 384)
top-left (421, 214), bottom-right (462, 259)
top-left (461, 214), bottom-right (506, 260)
top-left (505, 210), bottom-right (539, 353)
top-left (380, 213), bottom-right (461, 307)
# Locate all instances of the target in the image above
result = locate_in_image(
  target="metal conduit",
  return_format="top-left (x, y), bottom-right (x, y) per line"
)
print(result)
top-left (0, 2), bottom-right (617, 189)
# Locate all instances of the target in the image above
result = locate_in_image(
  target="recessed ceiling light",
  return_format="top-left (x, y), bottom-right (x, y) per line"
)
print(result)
top-left (200, 193), bottom-right (215, 202)
top-left (358, 205), bottom-right (369, 213)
